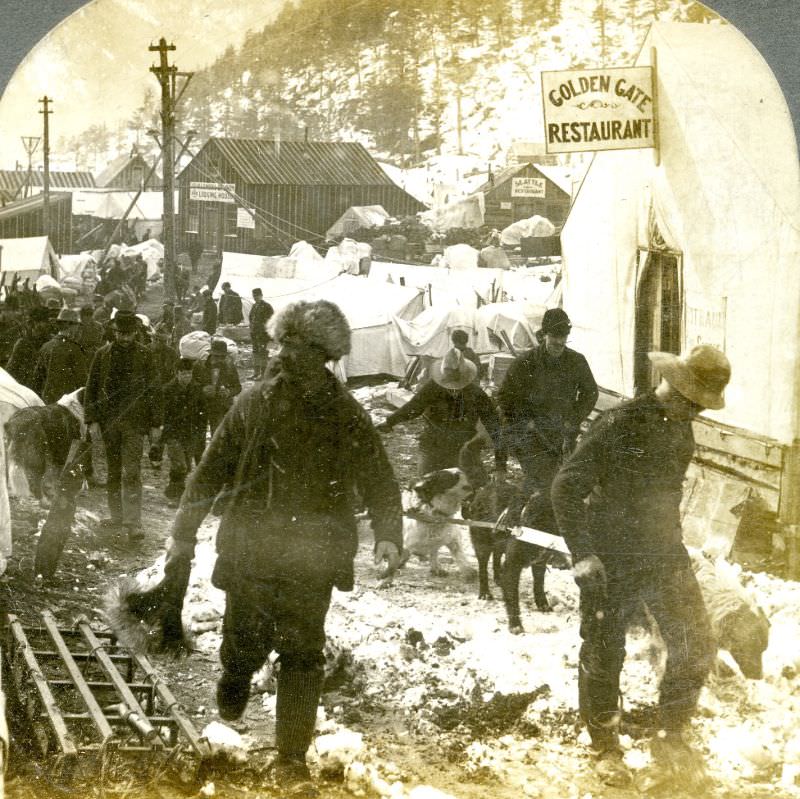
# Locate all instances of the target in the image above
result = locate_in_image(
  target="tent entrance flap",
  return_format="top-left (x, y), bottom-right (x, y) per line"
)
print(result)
top-left (634, 246), bottom-right (682, 394)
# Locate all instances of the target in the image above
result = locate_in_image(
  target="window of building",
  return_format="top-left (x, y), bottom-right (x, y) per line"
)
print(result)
top-left (634, 245), bottom-right (683, 394)
top-left (186, 201), bottom-right (199, 234)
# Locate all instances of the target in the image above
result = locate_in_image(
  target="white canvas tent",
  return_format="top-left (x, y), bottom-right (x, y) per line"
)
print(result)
top-left (561, 22), bottom-right (800, 446)
top-left (326, 205), bottom-right (389, 240)
top-left (0, 236), bottom-right (60, 282)
top-left (215, 250), bottom-right (424, 377)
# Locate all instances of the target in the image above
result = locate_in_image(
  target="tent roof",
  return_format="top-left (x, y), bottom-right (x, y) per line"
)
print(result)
top-left (187, 138), bottom-right (400, 187)
top-left (0, 236), bottom-right (58, 274)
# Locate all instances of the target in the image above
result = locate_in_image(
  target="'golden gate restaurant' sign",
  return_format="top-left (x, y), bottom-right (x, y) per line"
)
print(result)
top-left (541, 66), bottom-right (655, 154)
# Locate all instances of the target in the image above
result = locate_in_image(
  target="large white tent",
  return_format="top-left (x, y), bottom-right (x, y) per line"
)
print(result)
top-left (561, 22), bottom-right (800, 445)
top-left (0, 236), bottom-right (60, 282)
top-left (215, 250), bottom-right (424, 378)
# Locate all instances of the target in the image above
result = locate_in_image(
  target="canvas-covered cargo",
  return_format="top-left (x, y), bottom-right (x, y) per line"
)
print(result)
top-left (325, 205), bottom-right (389, 240)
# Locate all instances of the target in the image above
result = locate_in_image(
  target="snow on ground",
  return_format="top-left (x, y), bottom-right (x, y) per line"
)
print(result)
top-left (114, 379), bottom-right (800, 797)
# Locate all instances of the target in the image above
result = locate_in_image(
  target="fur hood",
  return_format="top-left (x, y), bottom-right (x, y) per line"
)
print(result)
top-left (271, 300), bottom-right (351, 360)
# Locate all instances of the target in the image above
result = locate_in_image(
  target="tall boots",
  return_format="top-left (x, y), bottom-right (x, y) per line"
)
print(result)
top-left (273, 665), bottom-right (324, 797)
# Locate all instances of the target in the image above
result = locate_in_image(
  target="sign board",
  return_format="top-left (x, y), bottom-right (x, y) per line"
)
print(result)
top-left (685, 292), bottom-right (727, 350)
top-left (237, 207), bottom-right (256, 229)
top-left (189, 181), bottom-right (235, 203)
top-left (500, 202), bottom-right (512, 210)
top-left (511, 177), bottom-right (546, 198)
top-left (541, 66), bottom-right (655, 154)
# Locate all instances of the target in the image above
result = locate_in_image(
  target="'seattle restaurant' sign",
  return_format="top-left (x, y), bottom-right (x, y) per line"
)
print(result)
top-left (541, 66), bottom-right (656, 154)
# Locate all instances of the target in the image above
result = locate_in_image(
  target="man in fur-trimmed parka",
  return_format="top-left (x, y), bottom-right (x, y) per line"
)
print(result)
top-left (162, 300), bottom-right (402, 796)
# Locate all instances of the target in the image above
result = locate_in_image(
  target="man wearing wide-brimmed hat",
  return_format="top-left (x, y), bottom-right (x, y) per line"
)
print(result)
top-left (84, 310), bottom-right (162, 542)
top-left (377, 346), bottom-right (506, 477)
top-left (31, 308), bottom-right (90, 404)
top-left (497, 308), bottom-right (598, 498)
top-left (551, 344), bottom-right (732, 791)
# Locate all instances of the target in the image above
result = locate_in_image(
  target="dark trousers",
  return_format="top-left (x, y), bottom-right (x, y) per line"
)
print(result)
top-left (252, 336), bottom-right (269, 377)
top-left (418, 427), bottom-right (475, 477)
top-left (578, 556), bottom-right (715, 750)
top-left (512, 440), bottom-right (561, 498)
top-left (220, 574), bottom-right (332, 759)
top-left (101, 425), bottom-right (144, 527)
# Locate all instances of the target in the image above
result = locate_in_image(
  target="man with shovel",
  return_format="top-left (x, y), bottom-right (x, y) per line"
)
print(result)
top-left (551, 345), bottom-right (732, 792)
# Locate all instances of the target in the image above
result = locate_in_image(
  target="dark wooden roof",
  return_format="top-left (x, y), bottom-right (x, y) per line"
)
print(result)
top-left (0, 170), bottom-right (95, 193)
top-left (191, 138), bottom-right (399, 186)
top-left (0, 192), bottom-right (72, 220)
top-left (95, 152), bottom-right (152, 188)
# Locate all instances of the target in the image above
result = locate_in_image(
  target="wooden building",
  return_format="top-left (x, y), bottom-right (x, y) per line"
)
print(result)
top-left (95, 148), bottom-right (158, 190)
top-left (0, 193), bottom-right (74, 255)
top-left (0, 169), bottom-right (95, 205)
top-left (176, 138), bottom-right (425, 255)
top-left (477, 162), bottom-right (571, 232)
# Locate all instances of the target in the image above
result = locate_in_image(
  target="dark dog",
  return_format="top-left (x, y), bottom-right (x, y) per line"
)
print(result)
top-left (458, 434), bottom-right (555, 618)
top-left (463, 478), bottom-right (525, 600)
top-left (501, 490), bottom-right (560, 633)
top-left (6, 395), bottom-right (83, 505)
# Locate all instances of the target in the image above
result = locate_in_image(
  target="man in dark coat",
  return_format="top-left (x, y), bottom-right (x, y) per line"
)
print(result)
top-left (497, 308), bottom-right (598, 496)
top-left (162, 300), bottom-right (402, 795)
top-left (6, 306), bottom-right (53, 389)
top-left (377, 347), bottom-right (506, 477)
top-left (161, 357), bottom-right (206, 502)
top-left (201, 288), bottom-right (218, 335)
top-left (551, 345), bottom-right (731, 790)
top-left (217, 282), bottom-right (244, 326)
top-left (75, 305), bottom-right (106, 361)
top-left (170, 305), bottom-right (192, 353)
top-left (249, 287), bottom-right (273, 379)
top-left (32, 308), bottom-right (89, 404)
top-left (84, 310), bottom-right (162, 541)
top-left (193, 339), bottom-right (242, 432)
top-left (187, 237), bottom-right (204, 273)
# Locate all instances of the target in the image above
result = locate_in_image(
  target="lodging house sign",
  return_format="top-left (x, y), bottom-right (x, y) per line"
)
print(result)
top-left (541, 66), bottom-right (655, 154)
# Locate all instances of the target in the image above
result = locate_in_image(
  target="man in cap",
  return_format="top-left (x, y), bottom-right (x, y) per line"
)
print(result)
top-left (551, 345), bottom-right (732, 790)
top-left (192, 339), bottom-right (242, 433)
top-left (217, 282), bottom-right (244, 326)
top-left (497, 307), bottom-right (598, 497)
top-left (84, 310), bottom-right (162, 541)
top-left (249, 287), bottom-right (273, 380)
top-left (160, 299), bottom-right (402, 796)
top-left (377, 346), bottom-right (506, 477)
top-left (31, 308), bottom-right (89, 404)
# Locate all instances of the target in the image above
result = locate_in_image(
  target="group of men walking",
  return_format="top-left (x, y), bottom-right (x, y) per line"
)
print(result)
top-left (144, 293), bottom-right (732, 797)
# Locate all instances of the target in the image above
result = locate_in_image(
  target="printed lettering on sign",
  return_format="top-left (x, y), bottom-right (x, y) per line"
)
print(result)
top-left (236, 207), bottom-right (256, 228)
top-left (511, 177), bottom-right (546, 198)
top-left (189, 181), bottom-right (236, 203)
top-left (685, 294), bottom-right (727, 349)
top-left (541, 66), bottom-right (655, 154)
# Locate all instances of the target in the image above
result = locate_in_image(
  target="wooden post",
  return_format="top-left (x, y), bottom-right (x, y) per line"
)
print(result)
top-left (778, 441), bottom-right (800, 578)
top-left (651, 47), bottom-right (661, 167)
top-left (38, 97), bottom-right (53, 240)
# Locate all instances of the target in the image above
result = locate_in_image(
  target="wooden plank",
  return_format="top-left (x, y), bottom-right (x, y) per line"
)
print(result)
top-left (131, 652), bottom-right (212, 757)
top-left (41, 611), bottom-right (115, 744)
top-left (7, 615), bottom-right (78, 758)
top-left (74, 620), bottom-right (161, 746)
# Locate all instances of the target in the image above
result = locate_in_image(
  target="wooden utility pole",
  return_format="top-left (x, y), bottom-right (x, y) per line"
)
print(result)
top-left (38, 97), bottom-right (52, 240)
top-left (149, 39), bottom-right (192, 301)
